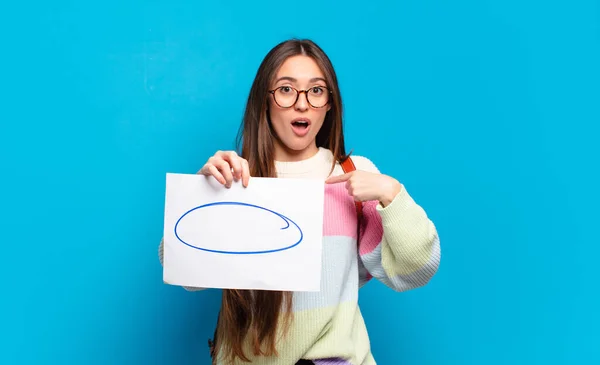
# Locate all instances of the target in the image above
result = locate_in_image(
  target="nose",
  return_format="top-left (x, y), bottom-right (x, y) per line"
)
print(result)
top-left (294, 90), bottom-right (309, 111)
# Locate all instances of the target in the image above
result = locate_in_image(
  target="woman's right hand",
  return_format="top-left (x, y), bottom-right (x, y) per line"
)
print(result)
top-left (198, 150), bottom-right (250, 188)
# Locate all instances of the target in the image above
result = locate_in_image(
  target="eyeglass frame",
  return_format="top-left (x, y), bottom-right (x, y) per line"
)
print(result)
top-left (267, 85), bottom-right (333, 108)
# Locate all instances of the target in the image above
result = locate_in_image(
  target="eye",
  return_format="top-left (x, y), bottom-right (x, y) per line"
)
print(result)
top-left (280, 86), bottom-right (293, 94)
top-left (310, 86), bottom-right (324, 95)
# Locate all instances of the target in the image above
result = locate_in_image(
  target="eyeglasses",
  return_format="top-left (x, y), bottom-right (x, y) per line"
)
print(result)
top-left (268, 86), bottom-right (332, 108)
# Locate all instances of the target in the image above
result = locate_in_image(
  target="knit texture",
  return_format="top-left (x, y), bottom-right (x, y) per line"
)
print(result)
top-left (158, 147), bottom-right (441, 364)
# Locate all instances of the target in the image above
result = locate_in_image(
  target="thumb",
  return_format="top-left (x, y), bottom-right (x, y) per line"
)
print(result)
top-left (325, 173), bottom-right (351, 184)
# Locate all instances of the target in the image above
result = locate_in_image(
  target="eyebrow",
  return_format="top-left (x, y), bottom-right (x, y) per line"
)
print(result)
top-left (275, 76), bottom-right (327, 84)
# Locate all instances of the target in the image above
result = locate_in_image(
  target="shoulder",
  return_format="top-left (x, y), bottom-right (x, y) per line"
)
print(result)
top-left (346, 154), bottom-right (381, 174)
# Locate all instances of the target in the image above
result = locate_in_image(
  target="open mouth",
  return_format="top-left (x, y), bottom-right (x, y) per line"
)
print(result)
top-left (290, 118), bottom-right (311, 136)
top-left (292, 120), bottom-right (309, 129)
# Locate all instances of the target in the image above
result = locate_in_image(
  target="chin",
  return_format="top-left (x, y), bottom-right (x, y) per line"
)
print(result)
top-left (280, 137), bottom-right (315, 153)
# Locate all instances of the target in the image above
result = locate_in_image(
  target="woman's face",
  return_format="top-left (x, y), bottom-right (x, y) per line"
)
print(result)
top-left (267, 55), bottom-right (331, 161)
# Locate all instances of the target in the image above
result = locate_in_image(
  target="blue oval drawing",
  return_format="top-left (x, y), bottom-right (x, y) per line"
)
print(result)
top-left (174, 201), bottom-right (304, 255)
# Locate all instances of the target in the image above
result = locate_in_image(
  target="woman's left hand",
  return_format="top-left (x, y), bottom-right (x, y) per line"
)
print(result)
top-left (325, 170), bottom-right (403, 207)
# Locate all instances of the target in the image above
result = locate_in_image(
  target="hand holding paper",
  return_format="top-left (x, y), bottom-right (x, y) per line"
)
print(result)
top-left (198, 150), bottom-right (250, 188)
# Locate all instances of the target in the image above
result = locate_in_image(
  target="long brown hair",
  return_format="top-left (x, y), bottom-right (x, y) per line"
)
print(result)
top-left (213, 38), bottom-right (349, 364)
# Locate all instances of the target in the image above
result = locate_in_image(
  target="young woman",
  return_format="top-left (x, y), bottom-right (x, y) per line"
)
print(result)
top-left (158, 39), bottom-right (441, 365)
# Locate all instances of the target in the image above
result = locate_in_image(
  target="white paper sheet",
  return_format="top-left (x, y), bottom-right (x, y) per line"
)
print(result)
top-left (162, 173), bottom-right (325, 292)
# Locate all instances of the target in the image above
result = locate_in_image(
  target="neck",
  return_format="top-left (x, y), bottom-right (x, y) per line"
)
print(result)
top-left (273, 141), bottom-right (320, 162)
top-left (274, 146), bottom-right (334, 179)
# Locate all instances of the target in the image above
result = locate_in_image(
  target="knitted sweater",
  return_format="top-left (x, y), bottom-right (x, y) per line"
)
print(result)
top-left (158, 147), bottom-right (441, 365)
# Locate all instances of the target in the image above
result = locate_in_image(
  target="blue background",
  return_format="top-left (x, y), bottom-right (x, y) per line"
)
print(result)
top-left (2, 0), bottom-right (599, 364)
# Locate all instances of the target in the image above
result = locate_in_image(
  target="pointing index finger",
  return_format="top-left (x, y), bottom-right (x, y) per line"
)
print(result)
top-left (325, 172), bottom-right (352, 184)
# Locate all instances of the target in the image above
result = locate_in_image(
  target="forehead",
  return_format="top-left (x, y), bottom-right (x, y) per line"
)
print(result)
top-left (275, 55), bottom-right (325, 81)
